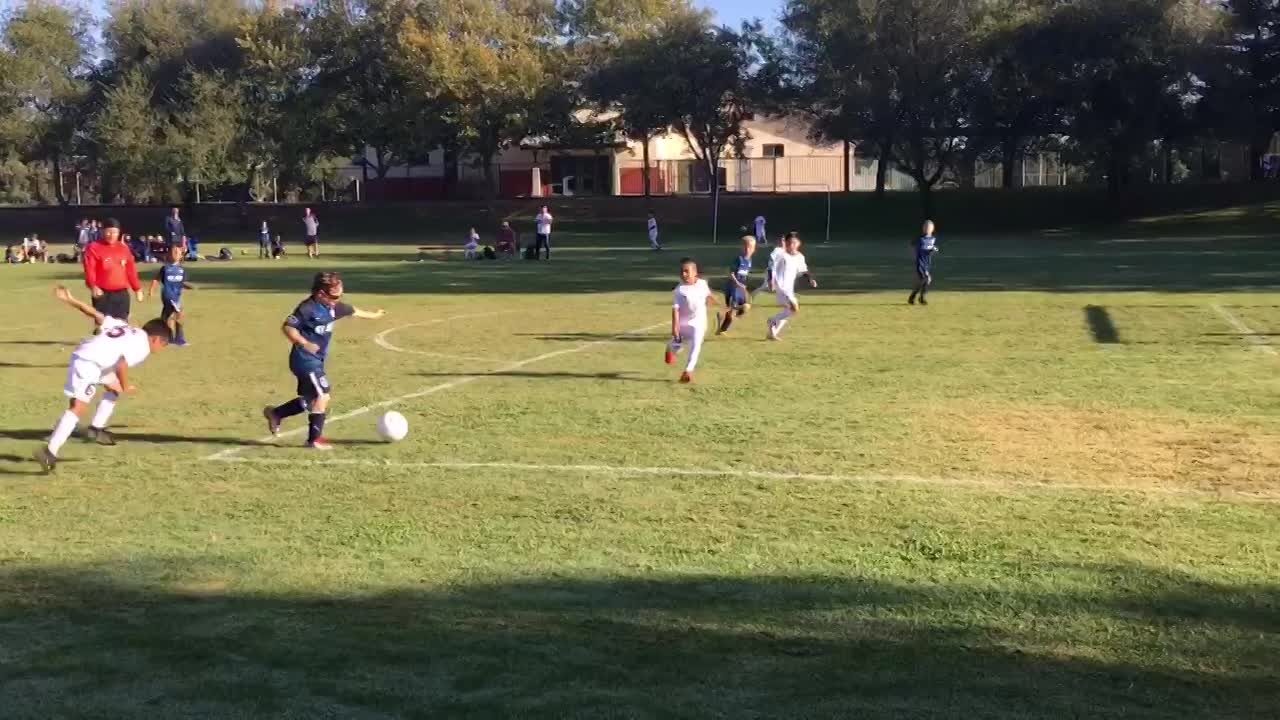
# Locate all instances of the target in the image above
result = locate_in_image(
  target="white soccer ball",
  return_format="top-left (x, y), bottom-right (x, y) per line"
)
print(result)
top-left (377, 411), bottom-right (409, 442)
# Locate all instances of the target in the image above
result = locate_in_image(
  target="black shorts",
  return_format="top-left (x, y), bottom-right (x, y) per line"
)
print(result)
top-left (304, 235), bottom-right (318, 247)
top-left (293, 366), bottom-right (331, 400)
top-left (161, 300), bottom-right (182, 322)
top-left (92, 289), bottom-right (131, 321)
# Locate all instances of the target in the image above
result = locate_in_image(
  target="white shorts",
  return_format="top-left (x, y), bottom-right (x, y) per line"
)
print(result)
top-left (63, 357), bottom-right (104, 401)
top-left (775, 291), bottom-right (798, 308)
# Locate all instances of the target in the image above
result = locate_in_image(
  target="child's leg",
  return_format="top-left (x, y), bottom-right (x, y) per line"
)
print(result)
top-left (918, 272), bottom-right (932, 301)
top-left (682, 324), bottom-right (707, 373)
top-left (89, 390), bottom-right (120, 430)
top-left (48, 398), bottom-right (87, 457)
top-left (909, 274), bottom-right (922, 302)
top-left (769, 295), bottom-right (798, 335)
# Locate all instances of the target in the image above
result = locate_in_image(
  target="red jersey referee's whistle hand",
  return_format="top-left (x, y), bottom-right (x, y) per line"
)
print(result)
top-left (91, 287), bottom-right (104, 298)
top-left (135, 290), bottom-right (145, 303)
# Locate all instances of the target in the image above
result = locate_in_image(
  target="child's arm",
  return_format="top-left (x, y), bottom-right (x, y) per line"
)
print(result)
top-left (110, 357), bottom-right (134, 393)
top-left (147, 270), bottom-right (161, 299)
top-left (730, 271), bottom-right (747, 291)
top-left (350, 307), bottom-right (385, 320)
top-left (53, 285), bottom-right (105, 324)
top-left (802, 272), bottom-right (818, 288)
top-left (670, 306), bottom-right (679, 338)
top-left (182, 282), bottom-right (196, 290)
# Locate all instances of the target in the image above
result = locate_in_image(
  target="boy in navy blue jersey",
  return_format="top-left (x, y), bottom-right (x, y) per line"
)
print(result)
top-left (262, 272), bottom-right (385, 450)
top-left (716, 234), bottom-right (756, 335)
top-left (908, 220), bottom-right (940, 305)
top-left (258, 221), bottom-right (271, 259)
top-left (148, 245), bottom-right (195, 346)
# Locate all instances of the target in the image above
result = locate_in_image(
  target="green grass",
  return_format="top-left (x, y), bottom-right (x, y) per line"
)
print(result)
top-left (0, 226), bottom-right (1277, 718)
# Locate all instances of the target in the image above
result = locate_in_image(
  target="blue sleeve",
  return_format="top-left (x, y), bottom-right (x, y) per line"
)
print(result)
top-left (334, 302), bottom-right (355, 320)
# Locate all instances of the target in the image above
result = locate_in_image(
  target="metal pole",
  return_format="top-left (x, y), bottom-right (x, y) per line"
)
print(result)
top-left (826, 186), bottom-right (831, 245)
top-left (273, 177), bottom-right (278, 203)
top-left (321, 179), bottom-right (326, 202)
top-left (75, 172), bottom-right (81, 205)
top-left (196, 183), bottom-right (201, 203)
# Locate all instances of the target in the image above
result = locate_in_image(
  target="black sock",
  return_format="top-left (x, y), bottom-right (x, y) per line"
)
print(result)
top-left (273, 398), bottom-right (307, 419)
top-left (909, 289), bottom-right (918, 301)
top-left (308, 412), bottom-right (326, 443)
top-left (920, 283), bottom-right (929, 300)
top-left (720, 311), bottom-right (735, 332)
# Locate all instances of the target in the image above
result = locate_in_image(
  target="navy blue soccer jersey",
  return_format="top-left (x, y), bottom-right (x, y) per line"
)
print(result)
top-left (286, 298), bottom-right (354, 368)
top-left (914, 235), bottom-right (937, 274)
top-left (730, 254), bottom-right (752, 283)
top-left (157, 263), bottom-right (187, 305)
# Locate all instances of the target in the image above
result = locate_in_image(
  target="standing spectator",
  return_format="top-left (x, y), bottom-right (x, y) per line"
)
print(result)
top-left (534, 206), bottom-right (552, 260)
top-left (164, 207), bottom-right (185, 248)
top-left (258, 221), bottom-right (272, 259)
top-left (83, 218), bottom-right (143, 325)
top-left (303, 207), bottom-right (320, 258)
top-left (89, 220), bottom-right (101, 242)
top-left (76, 219), bottom-right (92, 250)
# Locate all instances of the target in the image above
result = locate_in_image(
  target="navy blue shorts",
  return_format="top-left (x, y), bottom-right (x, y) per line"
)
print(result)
top-left (724, 284), bottom-right (747, 308)
top-left (293, 366), bottom-right (331, 399)
top-left (916, 260), bottom-right (932, 277)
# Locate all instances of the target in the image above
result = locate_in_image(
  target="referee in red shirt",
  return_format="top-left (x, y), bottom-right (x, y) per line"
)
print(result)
top-left (82, 218), bottom-right (143, 323)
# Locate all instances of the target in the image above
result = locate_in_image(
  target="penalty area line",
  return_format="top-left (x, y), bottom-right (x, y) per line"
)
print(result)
top-left (205, 457), bottom-right (1279, 501)
top-left (203, 320), bottom-right (668, 462)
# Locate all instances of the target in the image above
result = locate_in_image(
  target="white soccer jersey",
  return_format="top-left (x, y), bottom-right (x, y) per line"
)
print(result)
top-left (766, 246), bottom-right (786, 273)
top-left (303, 215), bottom-right (319, 235)
top-left (754, 216), bottom-right (766, 238)
top-left (72, 317), bottom-right (151, 372)
top-left (773, 252), bottom-right (809, 295)
top-left (536, 212), bottom-right (553, 235)
top-left (647, 217), bottom-right (658, 239)
top-left (672, 279), bottom-right (712, 327)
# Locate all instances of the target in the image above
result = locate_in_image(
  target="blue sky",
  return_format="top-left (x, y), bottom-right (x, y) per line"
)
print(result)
top-left (698, 0), bottom-right (783, 29)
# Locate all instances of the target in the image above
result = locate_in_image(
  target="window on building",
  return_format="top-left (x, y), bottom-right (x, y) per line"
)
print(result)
top-left (763, 144), bottom-right (785, 158)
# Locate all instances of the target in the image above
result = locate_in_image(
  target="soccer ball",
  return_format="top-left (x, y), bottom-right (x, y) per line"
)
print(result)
top-left (377, 411), bottom-right (409, 442)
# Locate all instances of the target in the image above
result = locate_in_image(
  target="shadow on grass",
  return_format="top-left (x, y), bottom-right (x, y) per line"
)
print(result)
top-left (516, 332), bottom-right (668, 342)
top-left (0, 428), bottom-right (266, 448)
top-left (0, 561), bottom-right (1273, 718)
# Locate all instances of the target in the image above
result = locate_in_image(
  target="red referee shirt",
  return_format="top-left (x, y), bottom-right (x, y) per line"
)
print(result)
top-left (83, 239), bottom-right (141, 292)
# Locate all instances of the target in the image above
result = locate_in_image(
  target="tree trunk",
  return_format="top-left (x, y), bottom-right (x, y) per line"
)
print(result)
top-left (917, 176), bottom-right (934, 218)
top-left (443, 144), bottom-right (459, 199)
top-left (1001, 136), bottom-right (1020, 190)
top-left (641, 132), bottom-right (651, 199)
top-left (1249, 133), bottom-right (1268, 182)
top-left (482, 149), bottom-right (497, 202)
top-left (843, 139), bottom-right (851, 192)
top-left (1107, 144), bottom-right (1123, 197)
top-left (874, 137), bottom-right (891, 196)
top-left (958, 150), bottom-right (977, 190)
top-left (52, 154), bottom-right (68, 206)
top-left (1163, 140), bottom-right (1174, 184)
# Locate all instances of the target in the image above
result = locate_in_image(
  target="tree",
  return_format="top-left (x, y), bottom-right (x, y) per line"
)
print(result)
top-left (1216, 0), bottom-right (1280, 180)
top-left (1035, 0), bottom-right (1215, 195)
top-left (585, 34), bottom-right (675, 197)
top-left (647, 19), bottom-right (760, 237)
top-left (0, 0), bottom-right (93, 204)
top-left (92, 68), bottom-right (163, 201)
top-left (398, 0), bottom-right (558, 198)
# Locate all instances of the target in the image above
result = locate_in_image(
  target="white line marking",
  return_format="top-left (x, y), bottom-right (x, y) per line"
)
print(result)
top-left (0, 324), bottom-right (43, 333)
top-left (1211, 304), bottom-right (1277, 356)
top-left (207, 457), bottom-right (1279, 501)
top-left (374, 311), bottom-right (516, 364)
top-left (205, 319), bottom-right (668, 461)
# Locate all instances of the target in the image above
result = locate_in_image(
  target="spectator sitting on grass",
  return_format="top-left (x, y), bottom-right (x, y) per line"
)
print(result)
top-left (496, 221), bottom-right (518, 258)
top-left (464, 228), bottom-right (480, 260)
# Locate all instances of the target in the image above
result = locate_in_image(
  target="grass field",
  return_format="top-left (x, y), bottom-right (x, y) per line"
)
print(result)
top-left (0, 224), bottom-right (1278, 718)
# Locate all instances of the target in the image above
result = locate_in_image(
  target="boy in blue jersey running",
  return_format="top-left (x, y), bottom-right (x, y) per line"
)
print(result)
top-left (147, 245), bottom-right (195, 346)
top-left (262, 272), bottom-right (386, 450)
top-left (908, 220), bottom-right (940, 305)
top-left (716, 234), bottom-right (756, 335)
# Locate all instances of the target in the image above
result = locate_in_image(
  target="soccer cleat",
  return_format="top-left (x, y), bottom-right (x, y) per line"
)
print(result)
top-left (33, 446), bottom-right (56, 473)
top-left (85, 427), bottom-right (116, 446)
top-left (920, 298), bottom-right (929, 306)
top-left (679, 371), bottom-right (693, 384)
top-left (908, 296), bottom-right (916, 305)
top-left (173, 338), bottom-right (188, 347)
top-left (307, 437), bottom-right (335, 451)
top-left (766, 322), bottom-right (778, 341)
top-left (262, 406), bottom-right (281, 436)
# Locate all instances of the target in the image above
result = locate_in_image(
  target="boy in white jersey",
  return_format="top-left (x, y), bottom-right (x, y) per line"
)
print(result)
top-left (754, 233), bottom-right (790, 298)
top-left (647, 211), bottom-right (662, 251)
top-left (34, 286), bottom-right (172, 472)
top-left (767, 233), bottom-right (817, 341)
top-left (753, 215), bottom-right (767, 245)
top-left (665, 258), bottom-right (715, 383)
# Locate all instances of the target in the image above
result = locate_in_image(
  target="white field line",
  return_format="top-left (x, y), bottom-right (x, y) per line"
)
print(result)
top-left (204, 320), bottom-right (668, 461)
top-left (373, 311), bottom-right (517, 364)
top-left (207, 456), bottom-right (1280, 501)
top-left (1211, 304), bottom-right (1277, 357)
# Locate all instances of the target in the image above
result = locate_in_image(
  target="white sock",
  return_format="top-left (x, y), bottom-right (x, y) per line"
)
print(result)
top-left (90, 391), bottom-right (118, 430)
top-left (770, 308), bottom-right (792, 334)
top-left (48, 411), bottom-right (79, 456)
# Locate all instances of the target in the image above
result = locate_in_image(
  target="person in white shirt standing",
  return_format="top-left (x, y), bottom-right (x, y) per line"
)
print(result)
top-left (33, 285), bottom-right (173, 472)
top-left (767, 233), bottom-right (818, 341)
top-left (303, 207), bottom-right (320, 259)
top-left (753, 214), bottom-right (767, 245)
top-left (534, 206), bottom-right (552, 260)
top-left (647, 211), bottom-right (662, 251)
top-left (665, 258), bottom-right (715, 383)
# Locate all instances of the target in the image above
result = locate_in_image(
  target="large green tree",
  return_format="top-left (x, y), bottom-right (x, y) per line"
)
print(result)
top-left (0, 0), bottom-right (93, 204)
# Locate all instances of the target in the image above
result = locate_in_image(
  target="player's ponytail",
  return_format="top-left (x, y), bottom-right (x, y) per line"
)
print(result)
top-left (312, 272), bottom-right (342, 297)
